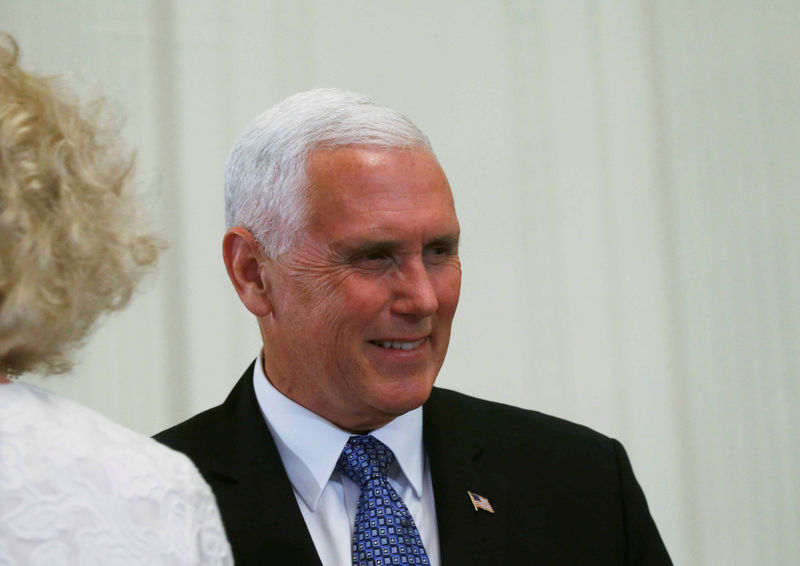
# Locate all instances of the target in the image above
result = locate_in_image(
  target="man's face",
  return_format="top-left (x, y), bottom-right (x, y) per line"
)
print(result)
top-left (261, 146), bottom-right (461, 432)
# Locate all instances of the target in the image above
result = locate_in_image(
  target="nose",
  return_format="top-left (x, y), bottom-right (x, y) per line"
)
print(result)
top-left (391, 257), bottom-right (439, 318)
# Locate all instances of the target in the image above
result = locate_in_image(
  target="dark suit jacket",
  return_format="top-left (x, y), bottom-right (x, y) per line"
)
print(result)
top-left (155, 363), bottom-right (672, 565)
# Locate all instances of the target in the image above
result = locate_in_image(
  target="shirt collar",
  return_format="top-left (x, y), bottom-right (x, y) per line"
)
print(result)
top-left (252, 355), bottom-right (425, 510)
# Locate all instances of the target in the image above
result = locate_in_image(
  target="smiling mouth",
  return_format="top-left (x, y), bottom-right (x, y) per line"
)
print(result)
top-left (369, 338), bottom-right (427, 351)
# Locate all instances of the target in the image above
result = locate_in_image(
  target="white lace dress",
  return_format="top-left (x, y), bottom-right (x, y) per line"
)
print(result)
top-left (0, 382), bottom-right (233, 565)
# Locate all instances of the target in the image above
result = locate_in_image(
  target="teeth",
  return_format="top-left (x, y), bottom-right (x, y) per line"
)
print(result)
top-left (373, 338), bottom-right (425, 350)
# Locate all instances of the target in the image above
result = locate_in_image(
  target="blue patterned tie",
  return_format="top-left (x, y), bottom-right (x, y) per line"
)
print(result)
top-left (337, 435), bottom-right (430, 565)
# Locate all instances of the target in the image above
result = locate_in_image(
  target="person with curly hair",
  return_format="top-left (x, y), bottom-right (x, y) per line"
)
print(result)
top-left (0, 33), bottom-right (233, 564)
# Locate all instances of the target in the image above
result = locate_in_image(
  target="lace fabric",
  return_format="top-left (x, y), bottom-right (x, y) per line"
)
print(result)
top-left (0, 382), bottom-right (233, 565)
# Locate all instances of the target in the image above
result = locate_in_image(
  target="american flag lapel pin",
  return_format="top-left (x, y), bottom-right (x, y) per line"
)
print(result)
top-left (467, 491), bottom-right (495, 513)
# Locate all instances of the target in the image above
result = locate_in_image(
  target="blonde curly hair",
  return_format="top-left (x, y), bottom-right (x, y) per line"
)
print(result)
top-left (0, 33), bottom-right (163, 376)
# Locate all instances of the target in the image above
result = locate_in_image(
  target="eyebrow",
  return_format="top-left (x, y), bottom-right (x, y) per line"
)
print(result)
top-left (426, 233), bottom-right (460, 249)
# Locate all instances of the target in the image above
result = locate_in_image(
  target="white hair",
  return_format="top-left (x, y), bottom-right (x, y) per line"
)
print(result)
top-left (224, 88), bottom-right (433, 257)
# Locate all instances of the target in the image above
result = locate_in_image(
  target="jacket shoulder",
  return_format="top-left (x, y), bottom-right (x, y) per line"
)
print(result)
top-left (154, 402), bottom-right (228, 453)
top-left (426, 386), bottom-right (612, 445)
top-left (153, 364), bottom-right (258, 471)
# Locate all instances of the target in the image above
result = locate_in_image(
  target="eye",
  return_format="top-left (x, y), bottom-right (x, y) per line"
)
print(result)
top-left (364, 250), bottom-right (390, 261)
top-left (424, 241), bottom-right (458, 263)
top-left (350, 248), bottom-right (394, 269)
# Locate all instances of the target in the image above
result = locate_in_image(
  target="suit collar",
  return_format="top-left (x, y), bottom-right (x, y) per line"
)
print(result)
top-left (424, 387), bottom-right (510, 565)
top-left (250, 355), bottom-right (427, 509)
top-left (209, 363), bottom-right (323, 565)
top-left (207, 361), bottom-right (267, 480)
top-left (212, 374), bottom-right (508, 565)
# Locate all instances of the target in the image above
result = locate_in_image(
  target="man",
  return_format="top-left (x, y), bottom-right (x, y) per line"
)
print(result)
top-left (156, 88), bottom-right (672, 565)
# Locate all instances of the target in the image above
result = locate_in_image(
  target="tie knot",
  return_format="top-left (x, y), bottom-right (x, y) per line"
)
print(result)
top-left (336, 435), bottom-right (395, 487)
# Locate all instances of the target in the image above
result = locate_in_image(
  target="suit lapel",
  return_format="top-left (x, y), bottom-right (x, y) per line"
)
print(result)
top-left (210, 373), bottom-right (514, 565)
top-left (424, 388), bottom-right (510, 566)
top-left (208, 365), bottom-right (322, 565)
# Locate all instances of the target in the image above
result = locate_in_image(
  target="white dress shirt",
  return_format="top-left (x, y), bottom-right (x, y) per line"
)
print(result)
top-left (252, 357), bottom-right (441, 566)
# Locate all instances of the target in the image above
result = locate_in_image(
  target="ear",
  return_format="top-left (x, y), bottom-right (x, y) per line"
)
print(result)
top-left (222, 227), bottom-right (274, 317)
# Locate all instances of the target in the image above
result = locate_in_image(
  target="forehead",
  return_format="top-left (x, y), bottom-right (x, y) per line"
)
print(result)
top-left (304, 146), bottom-right (459, 241)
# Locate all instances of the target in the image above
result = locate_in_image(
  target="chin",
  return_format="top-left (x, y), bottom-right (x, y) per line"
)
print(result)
top-left (374, 375), bottom-right (436, 415)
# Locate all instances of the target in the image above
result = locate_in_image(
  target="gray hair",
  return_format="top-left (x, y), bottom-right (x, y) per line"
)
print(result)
top-left (224, 88), bottom-right (433, 257)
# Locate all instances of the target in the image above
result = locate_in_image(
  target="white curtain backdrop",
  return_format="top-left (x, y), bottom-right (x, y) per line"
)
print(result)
top-left (4, 2), bottom-right (798, 564)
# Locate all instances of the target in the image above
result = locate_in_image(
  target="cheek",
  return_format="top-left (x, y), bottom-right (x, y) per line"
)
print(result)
top-left (434, 268), bottom-right (462, 316)
top-left (287, 265), bottom-right (354, 320)
top-left (301, 279), bottom-right (389, 343)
